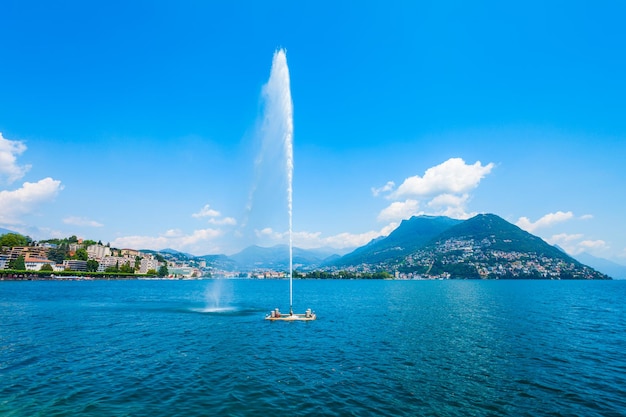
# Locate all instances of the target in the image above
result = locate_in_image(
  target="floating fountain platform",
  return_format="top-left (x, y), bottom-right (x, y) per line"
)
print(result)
top-left (265, 308), bottom-right (316, 321)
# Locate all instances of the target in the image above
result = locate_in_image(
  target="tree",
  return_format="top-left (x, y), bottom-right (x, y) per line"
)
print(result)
top-left (74, 248), bottom-right (88, 261)
top-left (120, 261), bottom-right (134, 274)
top-left (9, 255), bottom-right (26, 271)
top-left (106, 261), bottom-right (120, 273)
top-left (158, 265), bottom-right (169, 277)
top-left (40, 263), bottom-right (54, 271)
top-left (47, 247), bottom-right (68, 264)
top-left (0, 233), bottom-right (31, 248)
top-left (86, 259), bottom-right (99, 272)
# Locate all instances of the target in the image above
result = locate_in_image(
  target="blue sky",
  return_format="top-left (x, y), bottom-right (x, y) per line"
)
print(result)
top-left (1, 1), bottom-right (625, 262)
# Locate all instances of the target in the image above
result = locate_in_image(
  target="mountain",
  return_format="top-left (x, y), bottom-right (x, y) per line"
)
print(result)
top-left (335, 213), bottom-right (609, 280)
top-left (332, 215), bottom-right (462, 267)
top-left (574, 252), bottom-right (626, 280)
top-left (430, 213), bottom-right (569, 259)
top-left (197, 254), bottom-right (239, 271)
top-left (159, 248), bottom-right (195, 258)
top-left (229, 244), bottom-right (337, 271)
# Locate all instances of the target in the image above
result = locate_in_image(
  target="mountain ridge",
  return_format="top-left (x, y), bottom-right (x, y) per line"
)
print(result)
top-left (369, 213), bottom-right (609, 279)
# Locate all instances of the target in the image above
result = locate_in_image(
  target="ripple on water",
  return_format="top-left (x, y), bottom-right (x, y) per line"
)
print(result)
top-left (1, 279), bottom-right (625, 416)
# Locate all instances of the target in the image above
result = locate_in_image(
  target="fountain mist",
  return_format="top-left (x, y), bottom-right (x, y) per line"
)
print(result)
top-left (262, 49), bottom-right (294, 309)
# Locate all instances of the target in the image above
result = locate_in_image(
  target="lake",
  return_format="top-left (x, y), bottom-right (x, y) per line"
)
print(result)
top-left (1, 279), bottom-right (625, 416)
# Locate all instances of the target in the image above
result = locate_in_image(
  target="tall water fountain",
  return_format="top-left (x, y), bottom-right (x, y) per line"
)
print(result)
top-left (262, 49), bottom-right (315, 321)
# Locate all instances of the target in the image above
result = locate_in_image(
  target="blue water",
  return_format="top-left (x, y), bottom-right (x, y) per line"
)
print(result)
top-left (1, 279), bottom-right (625, 416)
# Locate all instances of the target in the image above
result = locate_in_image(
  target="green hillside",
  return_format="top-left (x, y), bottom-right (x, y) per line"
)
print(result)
top-left (332, 215), bottom-right (461, 266)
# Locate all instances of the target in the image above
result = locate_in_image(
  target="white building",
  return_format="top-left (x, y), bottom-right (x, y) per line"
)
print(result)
top-left (97, 256), bottom-right (135, 272)
top-left (25, 257), bottom-right (55, 271)
top-left (139, 257), bottom-right (160, 274)
top-left (87, 244), bottom-right (111, 260)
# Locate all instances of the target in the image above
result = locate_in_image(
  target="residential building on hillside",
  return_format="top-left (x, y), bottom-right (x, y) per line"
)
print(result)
top-left (97, 256), bottom-right (135, 272)
top-left (25, 257), bottom-right (55, 271)
top-left (121, 249), bottom-right (140, 257)
top-left (139, 257), bottom-right (160, 274)
top-left (69, 243), bottom-right (84, 252)
top-left (6, 246), bottom-right (49, 265)
top-left (87, 244), bottom-right (111, 260)
top-left (63, 260), bottom-right (87, 272)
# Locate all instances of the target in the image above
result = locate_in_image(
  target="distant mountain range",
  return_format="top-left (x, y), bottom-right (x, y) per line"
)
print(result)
top-left (2, 216), bottom-right (622, 279)
top-left (369, 213), bottom-right (608, 279)
top-left (198, 214), bottom-right (610, 279)
top-left (0, 227), bottom-right (18, 236)
top-left (226, 244), bottom-right (338, 271)
top-left (574, 252), bottom-right (626, 280)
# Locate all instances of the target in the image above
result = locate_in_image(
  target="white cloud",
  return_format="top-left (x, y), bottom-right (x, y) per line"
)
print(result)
top-left (548, 233), bottom-right (584, 243)
top-left (547, 233), bottom-right (608, 256)
top-left (318, 225), bottom-right (396, 250)
top-left (371, 181), bottom-right (395, 197)
top-left (426, 193), bottom-right (475, 218)
top-left (111, 227), bottom-right (224, 252)
top-left (192, 204), bottom-right (236, 226)
top-left (0, 178), bottom-right (64, 224)
top-left (374, 158), bottom-right (494, 223)
top-left (192, 204), bottom-right (220, 218)
top-left (377, 199), bottom-right (420, 222)
top-left (255, 227), bottom-right (280, 239)
top-left (392, 158), bottom-right (494, 199)
top-left (579, 240), bottom-right (608, 250)
top-left (0, 133), bottom-right (31, 184)
top-left (63, 216), bottom-right (104, 227)
top-left (250, 223), bottom-right (398, 251)
top-left (293, 223), bottom-right (399, 250)
top-left (209, 216), bottom-right (237, 226)
top-left (516, 211), bottom-right (574, 233)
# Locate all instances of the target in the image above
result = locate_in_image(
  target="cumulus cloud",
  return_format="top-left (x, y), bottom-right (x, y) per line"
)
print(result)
top-left (0, 178), bottom-right (64, 224)
top-left (192, 204), bottom-right (221, 218)
top-left (293, 223), bottom-right (399, 250)
top-left (375, 158), bottom-right (494, 223)
top-left (209, 217), bottom-right (237, 226)
top-left (516, 211), bottom-right (574, 233)
top-left (63, 216), bottom-right (104, 227)
top-left (255, 227), bottom-right (280, 239)
top-left (377, 200), bottom-right (420, 222)
top-left (316, 225), bottom-right (398, 250)
top-left (251, 223), bottom-right (398, 251)
top-left (547, 233), bottom-right (608, 256)
top-left (0, 133), bottom-right (31, 184)
top-left (0, 134), bottom-right (63, 226)
top-left (192, 203), bottom-right (236, 226)
top-left (371, 181), bottom-right (395, 197)
top-left (392, 158), bottom-right (494, 199)
top-left (111, 227), bottom-right (224, 253)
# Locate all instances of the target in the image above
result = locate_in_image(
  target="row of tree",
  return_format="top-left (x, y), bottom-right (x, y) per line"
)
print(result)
top-left (294, 270), bottom-right (393, 279)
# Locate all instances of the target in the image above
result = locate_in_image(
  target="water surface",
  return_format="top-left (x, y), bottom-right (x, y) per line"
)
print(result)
top-left (1, 279), bottom-right (625, 416)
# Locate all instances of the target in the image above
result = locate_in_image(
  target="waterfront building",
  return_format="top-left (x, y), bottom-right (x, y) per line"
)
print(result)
top-left (86, 244), bottom-right (111, 260)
